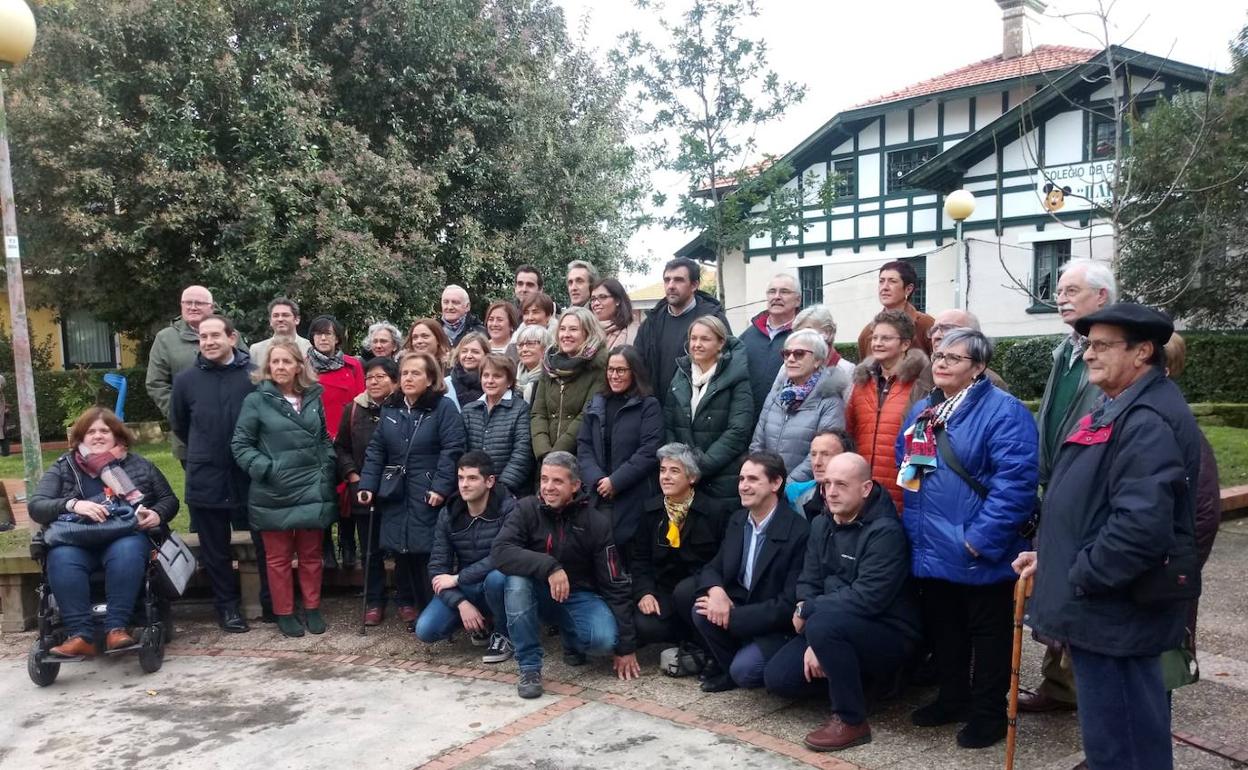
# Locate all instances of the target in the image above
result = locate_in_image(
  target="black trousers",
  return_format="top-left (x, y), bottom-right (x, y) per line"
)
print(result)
top-left (394, 552), bottom-right (432, 608)
top-left (632, 576), bottom-right (699, 647)
top-left (348, 512), bottom-right (386, 605)
top-left (918, 577), bottom-right (1014, 727)
top-left (190, 506), bottom-right (271, 613)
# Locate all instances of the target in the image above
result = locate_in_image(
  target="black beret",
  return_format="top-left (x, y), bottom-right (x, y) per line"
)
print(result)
top-left (1074, 302), bottom-right (1173, 347)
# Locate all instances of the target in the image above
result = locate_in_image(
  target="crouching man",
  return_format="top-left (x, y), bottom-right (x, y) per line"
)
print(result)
top-left (764, 453), bottom-right (921, 751)
top-left (492, 451), bottom-right (640, 698)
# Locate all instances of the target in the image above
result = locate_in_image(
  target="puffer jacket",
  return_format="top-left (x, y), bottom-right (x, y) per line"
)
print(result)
top-left (334, 391), bottom-right (386, 517)
top-left (750, 365), bottom-right (851, 485)
top-left (359, 390), bottom-right (466, 554)
top-left (576, 392), bottom-right (663, 547)
top-left (427, 489), bottom-right (517, 608)
top-left (231, 381), bottom-right (337, 531)
top-left (664, 336), bottom-right (754, 502)
top-left (170, 349), bottom-right (255, 512)
top-left (29, 452), bottom-right (180, 527)
top-left (530, 347), bottom-right (608, 458)
top-left (846, 349), bottom-right (933, 509)
top-left (462, 390), bottom-right (532, 496)
top-left (895, 377), bottom-right (1039, 585)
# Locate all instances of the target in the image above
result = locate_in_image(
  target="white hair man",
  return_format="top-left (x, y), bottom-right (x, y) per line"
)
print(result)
top-left (441, 284), bottom-right (485, 345)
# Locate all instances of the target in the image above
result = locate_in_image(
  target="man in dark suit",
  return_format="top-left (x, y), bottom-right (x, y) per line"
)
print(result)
top-left (691, 451), bottom-right (811, 693)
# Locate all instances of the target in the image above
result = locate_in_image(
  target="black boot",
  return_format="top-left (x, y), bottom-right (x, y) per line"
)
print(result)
top-left (218, 605), bottom-right (250, 633)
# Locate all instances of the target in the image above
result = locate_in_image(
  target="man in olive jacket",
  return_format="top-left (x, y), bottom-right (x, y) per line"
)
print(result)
top-left (146, 285), bottom-right (224, 461)
top-left (492, 451), bottom-right (640, 699)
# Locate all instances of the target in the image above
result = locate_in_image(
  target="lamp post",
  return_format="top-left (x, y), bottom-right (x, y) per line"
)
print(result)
top-left (943, 189), bottom-right (976, 310)
top-left (0, 0), bottom-right (41, 497)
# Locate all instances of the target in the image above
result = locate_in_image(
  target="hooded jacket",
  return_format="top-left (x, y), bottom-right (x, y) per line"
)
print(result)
top-left (663, 336), bottom-right (755, 502)
top-left (230, 380), bottom-right (337, 531)
top-left (462, 390), bottom-right (532, 496)
top-left (634, 289), bottom-right (731, 405)
top-left (750, 364), bottom-right (851, 485)
top-left (739, 311), bottom-right (793, 419)
top-left (576, 392), bottom-right (663, 547)
top-left (428, 489), bottom-right (517, 608)
top-left (491, 492), bottom-right (636, 655)
top-left (170, 349), bottom-right (254, 510)
top-left (846, 348), bottom-right (933, 509)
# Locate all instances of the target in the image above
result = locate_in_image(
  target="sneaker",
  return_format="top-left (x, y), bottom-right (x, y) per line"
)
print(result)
top-left (304, 609), bottom-right (327, 635)
top-left (469, 631), bottom-right (491, 648)
top-left (482, 633), bottom-right (515, 664)
top-left (563, 650), bottom-right (588, 667)
top-left (517, 670), bottom-right (543, 699)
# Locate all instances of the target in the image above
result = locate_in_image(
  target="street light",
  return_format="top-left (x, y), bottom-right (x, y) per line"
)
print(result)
top-left (944, 189), bottom-right (976, 310)
top-left (0, 0), bottom-right (42, 497)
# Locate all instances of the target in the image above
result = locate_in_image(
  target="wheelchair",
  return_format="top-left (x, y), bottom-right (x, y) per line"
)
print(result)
top-left (26, 529), bottom-right (173, 687)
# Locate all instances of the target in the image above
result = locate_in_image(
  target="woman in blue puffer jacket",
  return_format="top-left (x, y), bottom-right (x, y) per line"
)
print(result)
top-left (894, 328), bottom-right (1038, 751)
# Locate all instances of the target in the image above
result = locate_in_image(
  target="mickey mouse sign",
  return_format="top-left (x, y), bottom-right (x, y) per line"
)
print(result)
top-left (1042, 182), bottom-right (1071, 212)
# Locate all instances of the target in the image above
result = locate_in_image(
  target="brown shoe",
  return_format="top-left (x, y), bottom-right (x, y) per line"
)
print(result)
top-left (804, 716), bottom-right (872, 752)
top-left (364, 606), bottom-right (384, 626)
top-left (50, 635), bottom-right (98, 658)
top-left (398, 605), bottom-right (418, 623)
top-left (105, 628), bottom-right (138, 651)
top-left (1017, 689), bottom-right (1076, 713)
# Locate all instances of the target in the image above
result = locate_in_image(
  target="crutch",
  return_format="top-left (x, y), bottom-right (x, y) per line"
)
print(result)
top-left (1006, 575), bottom-right (1034, 770)
top-left (359, 504), bottom-right (377, 636)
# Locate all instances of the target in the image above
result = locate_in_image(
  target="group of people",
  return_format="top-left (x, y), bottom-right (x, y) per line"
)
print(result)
top-left (24, 253), bottom-right (1210, 768)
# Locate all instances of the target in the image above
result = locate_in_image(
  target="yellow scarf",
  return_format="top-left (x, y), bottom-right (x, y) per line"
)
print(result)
top-left (663, 492), bottom-right (695, 547)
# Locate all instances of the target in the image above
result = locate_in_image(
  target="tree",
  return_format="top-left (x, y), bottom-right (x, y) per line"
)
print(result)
top-left (614, 0), bottom-right (829, 302)
top-left (6, 0), bottom-right (642, 348)
top-left (1118, 25), bottom-right (1248, 325)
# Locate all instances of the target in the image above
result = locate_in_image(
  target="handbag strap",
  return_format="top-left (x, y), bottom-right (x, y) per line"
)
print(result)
top-left (935, 428), bottom-right (988, 500)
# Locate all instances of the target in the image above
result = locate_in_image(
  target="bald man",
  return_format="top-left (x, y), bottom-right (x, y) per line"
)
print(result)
top-left (927, 309), bottom-right (1008, 391)
top-left (441, 284), bottom-right (486, 345)
top-left (764, 453), bottom-right (921, 752)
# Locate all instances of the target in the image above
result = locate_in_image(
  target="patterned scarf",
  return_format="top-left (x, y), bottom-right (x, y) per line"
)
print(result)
top-left (307, 346), bottom-right (345, 373)
top-left (663, 492), bottom-right (694, 548)
top-left (543, 344), bottom-right (599, 380)
top-left (897, 383), bottom-right (974, 492)
top-left (74, 445), bottom-right (143, 505)
top-left (778, 367), bottom-right (823, 413)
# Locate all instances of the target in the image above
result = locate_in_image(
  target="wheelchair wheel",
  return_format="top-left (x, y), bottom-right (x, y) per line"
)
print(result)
top-left (138, 627), bottom-right (164, 674)
top-left (27, 639), bottom-right (60, 687)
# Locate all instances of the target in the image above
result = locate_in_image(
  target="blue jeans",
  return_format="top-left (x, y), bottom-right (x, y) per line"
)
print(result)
top-left (1069, 645), bottom-right (1172, 770)
top-left (46, 533), bottom-right (150, 638)
top-left (690, 609), bottom-right (770, 688)
top-left (503, 575), bottom-right (618, 672)
top-left (414, 569), bottom-right (508, 642)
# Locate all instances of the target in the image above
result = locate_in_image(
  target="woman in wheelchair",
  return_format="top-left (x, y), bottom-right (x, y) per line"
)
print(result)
top-left (28, 407), bottom-right (178, 658)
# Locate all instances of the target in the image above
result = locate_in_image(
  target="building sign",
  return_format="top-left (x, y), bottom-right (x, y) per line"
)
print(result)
top-left (1037, 160), bottom-right (1116, 213)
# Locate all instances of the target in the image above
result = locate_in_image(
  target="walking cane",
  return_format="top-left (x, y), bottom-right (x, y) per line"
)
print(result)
top-left (359, 505), bottom-right (376, 636)
top-left (1006, 575), bottom-right (1034, 770)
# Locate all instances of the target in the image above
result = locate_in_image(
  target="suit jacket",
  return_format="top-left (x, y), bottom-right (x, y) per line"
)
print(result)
top-left (695, 499), bottom-right (811, 656)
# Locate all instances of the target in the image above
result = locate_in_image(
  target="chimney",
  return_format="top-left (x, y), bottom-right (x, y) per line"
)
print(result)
top-left (996, 0), bottom-right (1047, 59)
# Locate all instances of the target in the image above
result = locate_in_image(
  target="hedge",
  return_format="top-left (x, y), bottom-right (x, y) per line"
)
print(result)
top-left (0, 367), bottom-right (163, 440)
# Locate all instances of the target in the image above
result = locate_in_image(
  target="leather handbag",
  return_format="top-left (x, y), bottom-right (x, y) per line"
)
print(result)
top-left (43, 501), bottom-right (138, 549)
top-left (151, 530), bottom-right (198, 598)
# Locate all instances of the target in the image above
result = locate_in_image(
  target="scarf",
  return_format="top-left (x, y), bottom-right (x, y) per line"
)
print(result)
top-left (778, 367), bottom-right (823, 413)
top-left (543, 344), bottom-right (598, 380)
top-left (689, 360), bottom-right (717, 417)
top-left (897, 383), bottom-right (974, 492)
top-left (516, 364), bottom-right (543, 395)
top-left (663, 492), bottom-right (694, 547)
top-left (443, 315), bottom-right (466, 340)
top-left (74, 445), bottom-right (143, 505)
top-left (307, 346), bottom-right (345, 373)
top-left (451, 363), bottom-right (483, 402)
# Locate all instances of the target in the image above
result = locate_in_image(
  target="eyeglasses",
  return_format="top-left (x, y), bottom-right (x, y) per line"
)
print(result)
top-left (931, 352), bottom-right (973, 365)
top-left (589, 294), bottom-right (613, 304)
top-left (781, 349), bottom-right (814, 360)
top-left (365, 374), bottom-right (391, 383)
top-left (765, 288), bottom-right (797, 297)
top-left (1086, 339), bottom-right (1129, 354)
top-left (516, 340), bottom-right (542, 348)
top-left (1055, 286), bottom-right (1086, 299)
top-left (928, 323), bottom-right (958, 337)
top-left (181, 300), bottom-right (211, 307)
top-left (607, 367), bottom-right (632, 375)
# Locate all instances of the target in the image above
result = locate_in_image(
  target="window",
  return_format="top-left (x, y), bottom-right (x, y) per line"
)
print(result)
top-left (1090, 114), bottom-right (1117, 159)
top-left (902, 256), bottom-right (927, 312)
top-left (62, 310), bottom-right (117, 368)
top-left (1032, 240), bottom-right (1072, 310)
top-left (887, 144), bottom-right (938, 193)
top-left (832, 159), bottom-right (856, 200)
top-left (799, 265), bottom-right (824, 306)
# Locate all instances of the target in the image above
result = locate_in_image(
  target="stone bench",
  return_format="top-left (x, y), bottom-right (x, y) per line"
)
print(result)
top-left (1222, 484), bottom-right (1248, 520)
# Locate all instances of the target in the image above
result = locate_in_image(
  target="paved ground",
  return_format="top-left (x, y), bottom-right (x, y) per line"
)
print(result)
top-left (1, 517), bottom-right (1246, 769)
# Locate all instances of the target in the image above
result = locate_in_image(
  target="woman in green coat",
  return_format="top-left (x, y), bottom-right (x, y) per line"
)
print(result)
top-left (664, 317), bottom-right (754, 505)
top-left (530, 306), bottom-right (608, 460)
top-left (231, 338), bottom-right (336, 638)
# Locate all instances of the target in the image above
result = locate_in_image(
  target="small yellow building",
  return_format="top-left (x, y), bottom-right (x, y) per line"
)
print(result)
top-left (0, 276), bottom-right (140, 370)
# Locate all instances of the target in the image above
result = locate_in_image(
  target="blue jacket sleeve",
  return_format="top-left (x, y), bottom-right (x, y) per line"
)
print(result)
top-left (964, 399), bottom-right (1039, 561)
top-left (429, 508), bottom-right (467, 608)
top-left (500, 401), bottom-right (532, 494)
top-left (609, 398), bottom-right (663, 493)
top-left (576, 403), bottom-right (608, 490)
top-left (431, 401), bottom-right (467, 498)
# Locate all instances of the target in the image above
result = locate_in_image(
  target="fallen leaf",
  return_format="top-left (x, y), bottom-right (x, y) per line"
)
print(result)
top-left (146, 690), bottom-right (158, 696)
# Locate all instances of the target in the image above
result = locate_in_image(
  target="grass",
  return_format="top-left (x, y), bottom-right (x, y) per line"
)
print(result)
top-left (1203, 425), bottom-right (1248, 487)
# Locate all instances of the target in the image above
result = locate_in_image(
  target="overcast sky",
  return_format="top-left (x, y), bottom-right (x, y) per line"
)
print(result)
top-left (555, 0), bottom-right (1245, 286)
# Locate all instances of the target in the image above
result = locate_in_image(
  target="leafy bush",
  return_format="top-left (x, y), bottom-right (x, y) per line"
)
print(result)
top-left (995, 335), bottom-right (1063, 400)
top-left (0, 367), bottom-right (163, 439)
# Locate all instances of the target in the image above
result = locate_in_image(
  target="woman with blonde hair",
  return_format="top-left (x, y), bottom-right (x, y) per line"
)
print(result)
top-left (530, 306), bottom-right (607, 460)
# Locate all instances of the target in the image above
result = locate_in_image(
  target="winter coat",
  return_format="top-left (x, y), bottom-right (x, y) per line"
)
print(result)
top-left (1030, 368), bottom-right (1201, 658)
top-left (739, 311), bottom-right (792, 420)
top-left (334, 392), bottom-right (387, 517)
top-left (576, 393), bottom-right (663, 547)
top-left (629, 493), bottom-right (727, 600)
top-left (635, 290), bottom-right (731, 406)
top-left (530, 347), bottom-right (608, 458)
top-left (29, 452), bottom-right (180, 527)
top-left (1037, 335), bottom-right (1102, 485)
top-left (462, 390), bottom-right (533, 496)
top-left (445, 313), bottom-right (486, 346)
top-left (492, 492), bottom-right (636, 655)
top-left (664, 337), bottom-right (755, 502)
top-left (856, 302), bottom-right (934, 358)
top-left (695, 500), bottom-right (811, 658)
top-left (358, 390), bottom-right (466, 554)
top-left (427, 490), bottom-right (517, 608)
top-left (315, 354), bottom-right (365, 441)
top-left (230, 381), bottom-right (337, 531)
top-left (895, 377), bottom-right (1039, 585)
top-left (795, 482), bottom-right (921, 641)
top-left (750, 365), bottom-right (851, 485)
top-left (170, 350), bottom-right (255, 511)
top-left (147, 317), bottom-right (233, 460)
top-left (846, 349), bottom-right (934, 509)
top-left (769, 350), bottom-right (855, 403)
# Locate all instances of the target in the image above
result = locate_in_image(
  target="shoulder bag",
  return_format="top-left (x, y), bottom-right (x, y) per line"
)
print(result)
top-left (378, 413), bottom-right (423, 502)
top-left (935, 428), bottom-right (1040, 539)
top-left (151, 530), bottom-right (198, 598)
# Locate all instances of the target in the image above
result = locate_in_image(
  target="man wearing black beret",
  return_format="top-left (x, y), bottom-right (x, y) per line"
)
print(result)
top-left (1013, 303), bottom-right (1202, 770)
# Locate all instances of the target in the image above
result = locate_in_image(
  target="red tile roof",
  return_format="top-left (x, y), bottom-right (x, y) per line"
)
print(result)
top-left (858, 45), bottom-right (1099, 107)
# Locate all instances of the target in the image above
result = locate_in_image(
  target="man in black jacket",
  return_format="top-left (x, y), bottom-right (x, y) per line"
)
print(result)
top-left (170, 315), bottom-right (268, 631)
top-left (492, 451), bottom-right (640, 699)
top-left (764, 453), bottom-right (921, 751)
top-left (634, 257), bottom-right (731, 405)
top-left (692, 451), bottom-right (811, 693)
top-left (1015, 303), bottom-right (1201, 770)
